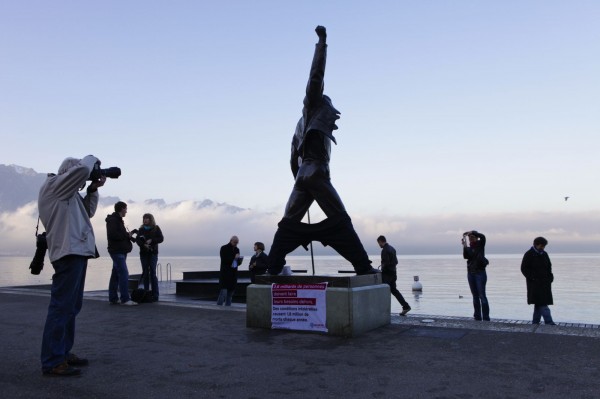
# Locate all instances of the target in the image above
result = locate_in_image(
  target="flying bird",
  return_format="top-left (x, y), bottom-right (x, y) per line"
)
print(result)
top-left (565, 196), bottom-right (570, 201)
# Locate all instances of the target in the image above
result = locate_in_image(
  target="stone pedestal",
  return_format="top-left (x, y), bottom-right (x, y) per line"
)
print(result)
top-left (247, 274), bottom-right (390, 337)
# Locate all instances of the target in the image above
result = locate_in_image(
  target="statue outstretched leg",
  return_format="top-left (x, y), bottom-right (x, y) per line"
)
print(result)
top-left (266, 221), bottom-right (309, 275)
top-left (267, 213), bottom-right (377, 275)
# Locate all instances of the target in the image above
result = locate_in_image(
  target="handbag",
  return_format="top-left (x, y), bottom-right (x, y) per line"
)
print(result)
top-left (132, 288), bottom-right (153, 303)
top-left (131, 264), bottom-right (154, 303)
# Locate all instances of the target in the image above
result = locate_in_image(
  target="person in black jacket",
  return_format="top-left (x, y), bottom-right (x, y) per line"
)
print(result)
top-left (462, 230), bottom-right (489, 320)
top-left (106, 201), bottom-right (137, 306)
top-left (521, 237), bottom-right (556, 325)
top-left (377, 236), bottom-right (411, 316)
top-left (249, 242), bottom-right (268, 283)
top-left (135, 213), bottom-right (164, 302)
top-left (217, 236), bottom-right (242, 306)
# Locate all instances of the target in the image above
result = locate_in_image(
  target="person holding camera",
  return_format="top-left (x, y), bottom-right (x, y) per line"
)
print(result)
top-left (106, 201), bottom-right (137, 306)
top-left (38, 155), bottom-right (107, 376)
top-left (135, 213), bottom-right (164, 302)
top-left (462, 230), bottom-right (490, 321)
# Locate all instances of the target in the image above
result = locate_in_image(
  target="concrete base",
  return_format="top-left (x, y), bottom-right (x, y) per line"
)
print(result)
top-left (246, 275), bottom-right (391, 337)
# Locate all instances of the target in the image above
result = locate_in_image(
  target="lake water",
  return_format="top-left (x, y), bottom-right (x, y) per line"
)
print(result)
top-left (2, 253), bottom-right (599, 325)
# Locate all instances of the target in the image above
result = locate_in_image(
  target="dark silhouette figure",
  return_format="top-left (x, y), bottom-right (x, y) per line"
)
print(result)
top-left (521, 236), bottom-right (556, 325)
top-left (267, 26), bottom-right (376, 276)
top-left (462, 230), bottom-right (490, 321)
top-left (377, 235), bottom-right (411, 315)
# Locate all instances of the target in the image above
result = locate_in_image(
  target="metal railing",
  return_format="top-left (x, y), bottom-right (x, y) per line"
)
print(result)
top-left (157, 262), bottom-right (172, 293)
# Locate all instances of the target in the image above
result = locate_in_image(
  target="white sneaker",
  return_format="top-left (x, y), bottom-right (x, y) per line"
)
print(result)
top-left (121, 300), bottom-right (138, 306)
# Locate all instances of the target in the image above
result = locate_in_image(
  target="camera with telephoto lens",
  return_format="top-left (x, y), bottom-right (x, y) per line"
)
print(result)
top-left (29, 232), bottom-right (48, 275)
top-left (88, 161), bottom-right (121, 181)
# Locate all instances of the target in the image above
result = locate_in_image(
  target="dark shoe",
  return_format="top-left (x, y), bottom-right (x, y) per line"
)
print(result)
top-left (43, 362), bottom-right (81, 377)
top-left (67, 353), bottom-right (89, 367)
top-left (545, 321), bottom-right (557, 325)
top-left (400, 307), bottom-right (411, 316)
top-left (109, 301), bottom-right (119, 305)
top-left (356, 267), bottom-right (380, 275)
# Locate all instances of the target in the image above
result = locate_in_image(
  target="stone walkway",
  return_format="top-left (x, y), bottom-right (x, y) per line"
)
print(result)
top-left (1, 287), bottom-right (599, 399)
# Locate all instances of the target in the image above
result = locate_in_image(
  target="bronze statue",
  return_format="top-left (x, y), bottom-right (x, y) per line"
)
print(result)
top-left (267, 26), bottom-right (378, 275)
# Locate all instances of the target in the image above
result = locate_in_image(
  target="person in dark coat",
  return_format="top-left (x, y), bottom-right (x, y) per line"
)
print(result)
top-left (249, 242), bottom-right (268, 283)
top-left (106, 201), bottom-right (137, 306)
top-left (521, 236), bottom-right (556, 325)
top-left (217, 236), bottom-right (242, 306)
top-left (377, 235), bottom-right (411, 315)
top-left (135, 213), bottom-right (164, 302)
top-left (462, 230), bottom-right (490, 321)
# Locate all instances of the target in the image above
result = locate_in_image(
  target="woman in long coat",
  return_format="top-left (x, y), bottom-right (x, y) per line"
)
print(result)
top-left (520, 236), bottom-right (556, 325)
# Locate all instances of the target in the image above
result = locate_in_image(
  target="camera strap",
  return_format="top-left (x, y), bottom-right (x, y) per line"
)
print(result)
top-left (35, 216), bottom-right (44, 237)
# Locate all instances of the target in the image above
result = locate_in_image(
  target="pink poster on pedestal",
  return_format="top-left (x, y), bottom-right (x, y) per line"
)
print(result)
top-left (271, 283), bottom-right (328, 332)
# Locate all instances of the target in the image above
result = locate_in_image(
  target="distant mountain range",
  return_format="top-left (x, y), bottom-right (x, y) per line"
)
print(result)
top-left (0, 163), bottom-right (246, 213)
top-left (0, 164), bottom-right (47, 212)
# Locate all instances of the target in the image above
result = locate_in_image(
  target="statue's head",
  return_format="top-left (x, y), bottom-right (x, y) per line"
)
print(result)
top-left (323, 95), bottom-right (340, 119)
top-left (323, 95), bottom-right (341, 137)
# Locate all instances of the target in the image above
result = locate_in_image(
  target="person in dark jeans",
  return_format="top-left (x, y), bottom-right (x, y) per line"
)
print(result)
top-left (462, 230), bottom-right (490, 321)
top-left (377, 235), bottom-right (411, 316)
top-left (38, 155), bottom-right (107, 376)
top-left (106, 201), bottom-right (137, 306)
top-left (136, 213), bottom-right (164, 302)
top-left (521, 236), bottom-right (556, 325)
top-left (217, 236), bottom-right (242, 306)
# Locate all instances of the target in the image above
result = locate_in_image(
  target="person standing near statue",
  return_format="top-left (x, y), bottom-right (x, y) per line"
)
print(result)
top-left (217, 236), bottom-right (243, 306)
top-left (249, 241), bottom-right (268, 283)
top-left (462, 230), bottom-right (490, 321)
top-left (377, 236), bottom-right (411, 316)
top-left (267, 26), bottom-right (377, 276)
top-left (521, 237), bottom-right (556, 325)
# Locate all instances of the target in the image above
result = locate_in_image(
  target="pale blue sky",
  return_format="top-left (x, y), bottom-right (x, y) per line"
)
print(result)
top-left (1, 1), bottom-right (599, 254)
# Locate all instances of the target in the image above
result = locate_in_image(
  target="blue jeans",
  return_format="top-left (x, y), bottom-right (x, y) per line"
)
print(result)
top-left (217, 289), bottom-right (234, 306)
top-left (140, 252), bottom-right (159, 300)
top-left (533, 305), bottom-right (554, 324)
top-left (41, 255), bottom-right (88, 371)
top-left (467, 270), bottom-right (490, 320)
top-left (109, 253), bottom-right (130, 303)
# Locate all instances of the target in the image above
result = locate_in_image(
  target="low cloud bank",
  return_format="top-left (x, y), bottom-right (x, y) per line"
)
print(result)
top-left (1, 200), bottom-right (599, 257)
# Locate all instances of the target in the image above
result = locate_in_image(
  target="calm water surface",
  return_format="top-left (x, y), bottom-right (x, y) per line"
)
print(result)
top-left (2, 253), bottom-right (599, 324)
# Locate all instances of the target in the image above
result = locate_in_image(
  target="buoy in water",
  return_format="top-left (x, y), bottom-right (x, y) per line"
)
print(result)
top-left (412, 275), bottom-right (423, 291)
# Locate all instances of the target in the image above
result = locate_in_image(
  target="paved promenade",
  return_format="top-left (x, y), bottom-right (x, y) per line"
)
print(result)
top-left (1, 287), bottom-right (599, 399)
